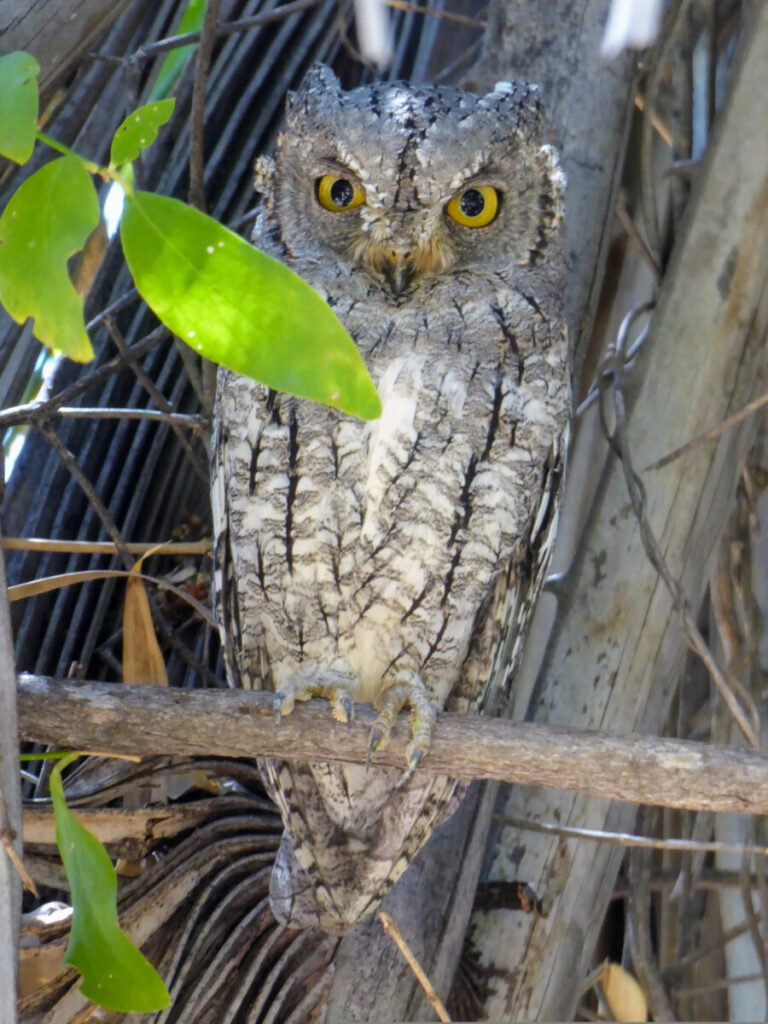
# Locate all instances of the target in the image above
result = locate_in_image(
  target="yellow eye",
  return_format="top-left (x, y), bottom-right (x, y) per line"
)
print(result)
top-left (316, 175), bottom-right (365, 211)
top-left (446, 185), bottom-right (500, 227)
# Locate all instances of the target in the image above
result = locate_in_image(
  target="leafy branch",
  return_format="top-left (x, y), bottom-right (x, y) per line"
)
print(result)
top-left (0, 51), bottom-right (381, 420)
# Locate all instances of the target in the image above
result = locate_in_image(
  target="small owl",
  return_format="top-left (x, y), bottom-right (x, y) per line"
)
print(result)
top-left (212, 64), bottom-right (570, 933)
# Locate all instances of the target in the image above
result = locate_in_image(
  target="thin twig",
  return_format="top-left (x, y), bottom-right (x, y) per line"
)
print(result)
top-left (0, 327), bottom-right (169, 432)
top-left (189, 0), bottom-right (222, 212)
top-left (598, 313), bottom-right (760, 747)
top-left (131, 0), bottom-right (325, 57)
top-left (84, 289), bottom-right (139, 332)
top-left (633, 92), bottom-right (674, 147)
top-left (669, 921), bottom-right (753, 972)
top-left (36, 423), bottom-right (133, 571)
top-left (1, 405), bottom-right (206, 431)
top-left (103, 316), bottom-right (209, 479)
top-left (671, 973), bottom-right (767, 999)
top-left (379, 912), bottom-right (451, 1021)
top-left (8, 569), bottom-right (216, 628)
top-left (0, 828), bottom-right (37, 896)
top-left (740, 819), bottom-right (768, 1005)
top-left (2, 538), bottom-right (212, 556)
top-left (628, 808), bottom-right (677, 1021)
top-left (646, 391), bottom-right (768, 471)
top-left (383, 0), bottom-right (485, 28)
top-left (615, 199), bottom-right (662, 280)
top-left (492, 814), bottom-right (768, 858)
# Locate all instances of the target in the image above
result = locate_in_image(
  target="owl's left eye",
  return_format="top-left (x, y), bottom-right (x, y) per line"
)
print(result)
top-left (316, 175), bottom-right (366, 212)
top-left (446, 185), bottom-right (500, 228)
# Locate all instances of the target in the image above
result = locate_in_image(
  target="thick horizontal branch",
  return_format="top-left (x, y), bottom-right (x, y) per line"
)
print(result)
top-left (16, 675), bottom-right (768, 817)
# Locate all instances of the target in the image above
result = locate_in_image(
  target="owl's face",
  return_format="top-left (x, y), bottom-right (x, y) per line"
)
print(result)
top-left (268, 65), bottom-right (564, 302)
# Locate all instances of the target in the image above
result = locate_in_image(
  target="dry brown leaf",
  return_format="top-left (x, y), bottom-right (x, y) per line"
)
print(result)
top-left (600, 961), bottom-right (648, 1022)
top-left (73, 220), bottom-right (108, 297)
top-left (123, 555), bottom-right (168, 686)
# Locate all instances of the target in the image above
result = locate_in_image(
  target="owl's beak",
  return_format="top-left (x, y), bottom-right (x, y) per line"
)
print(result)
top-left (379, 250), bottom-right (417, 297)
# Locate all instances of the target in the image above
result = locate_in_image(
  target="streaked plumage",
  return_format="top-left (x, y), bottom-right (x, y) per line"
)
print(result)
top-left (212, 64), bottom-right (570, 932)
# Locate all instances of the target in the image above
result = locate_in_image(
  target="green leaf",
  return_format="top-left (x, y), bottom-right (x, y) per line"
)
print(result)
top-left (0, 51), bottom-right (39, 164)
top-left (120, 191), bottom-right (381, 419)
top-left (0, 156), bottom-right (99, 362)
top-left (148, 0), bottom-right (207, 101)
top-left (110, 99), bottom-right (175, 167)
top-left (51, 757), bottom-right (171, 1012)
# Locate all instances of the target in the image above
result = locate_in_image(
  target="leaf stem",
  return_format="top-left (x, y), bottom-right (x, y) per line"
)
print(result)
top-left (34, 132), bottom-right (101, 175)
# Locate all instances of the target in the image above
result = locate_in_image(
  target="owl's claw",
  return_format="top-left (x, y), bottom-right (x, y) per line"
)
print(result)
top-left (366, 726), bottom-right (385, 770)
top-left (272, 667), bottom-right (356, 726)
top-left (341, 694), bottom-right (353, 725)
top-left (368, 672), bottom-right (436, 778)
top-left (398, 746), bottom-right (424, 788)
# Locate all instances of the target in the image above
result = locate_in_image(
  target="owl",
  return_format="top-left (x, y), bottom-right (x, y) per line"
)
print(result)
top-left (212, 64), bottom-right (570, 934)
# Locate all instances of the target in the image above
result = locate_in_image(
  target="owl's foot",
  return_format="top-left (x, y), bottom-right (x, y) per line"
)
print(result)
top-left (368, 671), bottom-right (436, 782)
top-left (273, 666), bottom-right (355, 725)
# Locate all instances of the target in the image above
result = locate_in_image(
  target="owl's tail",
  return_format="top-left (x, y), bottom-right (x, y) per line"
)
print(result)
top-left (270, 833), bottom-right (364, 934)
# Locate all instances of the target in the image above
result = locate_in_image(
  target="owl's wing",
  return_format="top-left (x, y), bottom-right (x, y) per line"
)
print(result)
top-left (448, 422), bottom-right (569, 716)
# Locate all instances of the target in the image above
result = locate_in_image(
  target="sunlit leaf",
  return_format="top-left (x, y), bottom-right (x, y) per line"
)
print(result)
top-left (123, 554), bottom-right (168, 685)
top-left (51, 757), bottom-right (171, 1011)
top-left (600, 962), bottom-right (648, 1022)
top-left (0, 51), bottom-right (39, 164)
top-left (0, 156), bottom-right (98, 362)
top-left (110, 99), bottom-right (175, 167)
top-left (148, 0), bottom-right (206, 101)
top-left (120, 190), bottom-right (381, 420)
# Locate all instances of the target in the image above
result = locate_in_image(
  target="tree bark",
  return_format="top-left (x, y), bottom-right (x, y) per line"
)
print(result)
top-left (0, 0), bottom-right (132, 97)
top-left (467, 4), bottom-right (768, 1018)
top-left (15, 676), bottom-right (768, 816)
top-left (0, 534), bottom-right (22, 1024)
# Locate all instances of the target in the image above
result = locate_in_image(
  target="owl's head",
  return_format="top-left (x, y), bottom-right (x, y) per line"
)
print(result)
top-left (263, 64), bottom-right (564, 301)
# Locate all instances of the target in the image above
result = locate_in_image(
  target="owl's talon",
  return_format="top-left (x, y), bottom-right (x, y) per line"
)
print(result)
top-left (341, 695), bottom-right (353, 724)
top-left (367, 726), bottom-right (385, 769)
top-left (397, 746), bottom-right (424, 787)
top-left (272, 667), bottom-right (356, 728)
top-left (370, 672), bottom-right (436, 773)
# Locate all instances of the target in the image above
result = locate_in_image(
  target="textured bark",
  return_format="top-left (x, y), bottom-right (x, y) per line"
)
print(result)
top-left (0, 0), bottom-right (132, 96)
top-left (467, 4), bottom-right (768, 1018)
top-left (18, 676), bottom-right (768, 815)
top-left (0, 535), bottom-right (22, 1024)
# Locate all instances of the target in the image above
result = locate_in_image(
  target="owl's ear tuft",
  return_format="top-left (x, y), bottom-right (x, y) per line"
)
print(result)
top-left (287, 64), bottom-right (343, 124)
top-left (482, 80), bottom-right (545, 139)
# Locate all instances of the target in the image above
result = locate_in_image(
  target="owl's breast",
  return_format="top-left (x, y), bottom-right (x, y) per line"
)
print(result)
top-left (217, 278), bottom-right (568, 709)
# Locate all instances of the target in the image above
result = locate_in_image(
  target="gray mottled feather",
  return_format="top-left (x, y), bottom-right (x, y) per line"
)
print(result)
top-left (211, 65), bottom-right (570, 932)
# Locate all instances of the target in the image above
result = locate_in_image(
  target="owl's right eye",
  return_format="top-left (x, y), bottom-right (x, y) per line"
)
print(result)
top-left (316, 175), bottom-right (366, 212)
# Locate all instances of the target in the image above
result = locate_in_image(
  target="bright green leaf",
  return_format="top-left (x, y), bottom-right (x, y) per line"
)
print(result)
top-left (0, 156), bottom-right (98, 362)
top-left (51, 757), bottom-right (171, 1012)
top-left (120, 191), bottom-right (382, 420)
top-left (148, 0), bottom-right (207, 101)
top-left (110, 99), bottom-right (175, 167)
top-left (0, 51), bottom-right (39, 164)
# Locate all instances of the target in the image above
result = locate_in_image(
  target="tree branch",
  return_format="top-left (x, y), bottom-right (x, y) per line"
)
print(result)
top-left (15, 675), bottom-right (768, 817)
top-left (0, 534), bottom-right (22, 1019)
